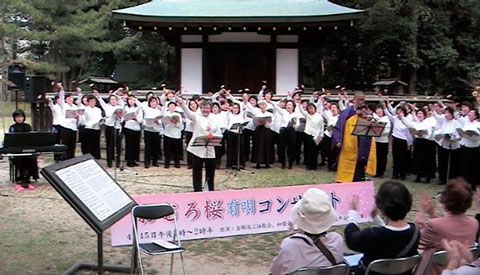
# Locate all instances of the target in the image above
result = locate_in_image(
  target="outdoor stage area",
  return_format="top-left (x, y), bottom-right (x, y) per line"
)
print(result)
top-left (0, 145), bottom-right (458, 275)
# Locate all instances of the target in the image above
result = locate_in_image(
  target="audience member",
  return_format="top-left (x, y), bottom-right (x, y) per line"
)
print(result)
top-left (415, 178), bottom-right (478, 275)
top-left (345, 181), bottom-right (419, 275)
top-left (270, 188), bottom-right (343, 275)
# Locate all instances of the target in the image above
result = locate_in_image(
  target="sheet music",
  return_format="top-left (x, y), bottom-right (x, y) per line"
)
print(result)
top-left (65, 110), bottom-right (78, 119)
top-left (56, 159), bottom-right (132, 221)
top-left (125, 112), bottom-right (136, 121)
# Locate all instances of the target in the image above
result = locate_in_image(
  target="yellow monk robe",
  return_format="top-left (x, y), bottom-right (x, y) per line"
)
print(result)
top-left (336, 114), bottom-right (376, 182)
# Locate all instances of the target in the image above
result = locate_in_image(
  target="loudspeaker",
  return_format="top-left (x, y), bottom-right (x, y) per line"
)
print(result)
top-left (7, 63), bottom-right (26, 90)
top-left (24, 75), bottom-right (47, 102)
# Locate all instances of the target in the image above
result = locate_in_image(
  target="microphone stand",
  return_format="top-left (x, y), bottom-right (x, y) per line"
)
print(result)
top-left (227, 123), bottom-right (254, 177)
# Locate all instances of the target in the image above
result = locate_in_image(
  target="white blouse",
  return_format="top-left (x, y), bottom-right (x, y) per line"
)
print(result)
top-left (460, 119), bottom-right (480, 148)
top-left (163, 111), bottom-right (183, 139)
top-left (83, 106), bottom-right (103, 130)
top-left (124, 106), bottom-right (143, 132)
top-left (181, 102), bottom-right (219, 159)
top-left (58, 89), bottom-right (78, 131)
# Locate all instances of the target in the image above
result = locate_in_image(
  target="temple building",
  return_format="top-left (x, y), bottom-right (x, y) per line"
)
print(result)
top-left (113, 0), bottom-right (363, 94)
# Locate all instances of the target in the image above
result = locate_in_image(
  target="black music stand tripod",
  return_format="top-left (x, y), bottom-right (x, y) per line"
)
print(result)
top-left (227, 122), bottom-right (254, 176)
top-left (191, 135), bottom-right (222, 191)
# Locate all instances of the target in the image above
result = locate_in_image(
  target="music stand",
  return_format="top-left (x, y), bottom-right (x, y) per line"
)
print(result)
top-left (191, 134), bottom-right (222, 191)
top-left (40, 154), bottom-right (135, 275)
top-left (228, 122), bottom-right (253, 176)
top-left (351, 119), bottom-right (386, 137)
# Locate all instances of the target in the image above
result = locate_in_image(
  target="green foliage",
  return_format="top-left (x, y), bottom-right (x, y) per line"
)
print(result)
top-left (324, 0), bottom-right (480, 95)
top-left (2, 0), bottom-right (480, 93)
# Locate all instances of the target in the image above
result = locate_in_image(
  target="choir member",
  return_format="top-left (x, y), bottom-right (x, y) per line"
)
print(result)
top-left (323, 103), bottom-right (339, 171)
top-left (47, 95), bottom-right (62, 160)
top-left (294, 100), bottom-right (308, 165)
top-left (58, 85), bottom-right (79, 159)
top-left (77, 91), bottom-right (88, 154)
top-left (141, 96), bottom-right (163, 168)
top-left (297, 102), bottom-right (324, 170)
top-left (95, 90), bottom-right (123, 167)
top-left (432, 106), bottom-right (461, 184)
top-left (246, 99), bottom-right (273, 168)
top-left (458, 109), bottom-right (480, 189)
top-left (373, 105), bottom-right (391, 178)
top-left (384, 102), bottom-right (411, 180)
top-left (211, 102), bottom-right (227, 168)
top-left (184, 100), bottom-right (199, 169)
top-left (179, 98), bottom-right (219, 192)
top-left (243, 95), bottom-right (258, 162)
top-left (273, 99), bottom-right (299, 169)
top-left (81, 94), bottom-right (102, 159)
top-left (8, 109), bottom-right (39, 189)
top-left (401, 108), bottom-right (436, 183)
top-left (163, 101), bottom-right (183, 168)
top-left (225, 92), bottom-right (246, 169)
top-left (124, 95), bottom-right (143, 167)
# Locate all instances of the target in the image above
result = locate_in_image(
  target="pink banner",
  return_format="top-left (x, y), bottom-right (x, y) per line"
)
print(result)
top-left (111, 181), bottom-right (374, 246)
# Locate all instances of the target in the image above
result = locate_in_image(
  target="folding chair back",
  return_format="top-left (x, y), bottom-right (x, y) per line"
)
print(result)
top-left (131, 204), bottom-right (186, 275)
top-left (288, 264), bottom-right (349, 275)
top-left (132, 204), bottom-right (174, 220)
top-left (429, 246), bottom-right (479, 268)
top-left (364, 255), bottom-right (421, 275)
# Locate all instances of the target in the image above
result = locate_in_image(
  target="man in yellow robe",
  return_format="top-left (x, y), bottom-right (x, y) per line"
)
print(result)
top-left (331, 92), bottom-right (376, 182)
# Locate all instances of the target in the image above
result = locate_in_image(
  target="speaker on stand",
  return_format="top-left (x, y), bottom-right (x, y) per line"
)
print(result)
top-left (7, 63), bottom-right (26, 109)
top-left (25, 76), bottom-right (50, 131)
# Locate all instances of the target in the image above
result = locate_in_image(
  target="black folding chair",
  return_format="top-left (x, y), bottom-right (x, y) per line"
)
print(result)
top-left (364, 255), bottom-right (421, 275)
top-left (131, 204), bottom-right (187, 275)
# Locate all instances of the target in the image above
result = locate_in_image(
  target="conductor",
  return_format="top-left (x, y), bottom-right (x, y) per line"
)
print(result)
top-left (179, 97), bottom-right (219, 192)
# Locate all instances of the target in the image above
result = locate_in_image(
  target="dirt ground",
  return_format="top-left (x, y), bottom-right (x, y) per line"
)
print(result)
top-left (0, 153), bottom-right (310, 275)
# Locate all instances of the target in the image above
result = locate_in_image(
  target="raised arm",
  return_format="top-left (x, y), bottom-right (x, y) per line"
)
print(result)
top-left (383, 107), bottom-right (395, 121)
top-left (272, 101), bottom-right (288, 117)
top-left (58, 85), bottom-right (65, 111)
top-left (178, 98), bottom-right (196, 121)
top-left (94, 90), bottom-right (109, 111)
top-left (296, 102), bottom-right (308, 118)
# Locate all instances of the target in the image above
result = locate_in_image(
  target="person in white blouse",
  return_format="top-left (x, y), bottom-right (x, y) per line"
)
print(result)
top-left (372, 105), bottom-right (391, 178)
top-left (243, 95), bottom-right (258, 163)
top-left (245, 99), bottom-right (273, 168)
top-left (184, 100), bottom-right (199, 169)
top-left (225, 92), bottom-right (246, 169)
top-left (77, 92), bottom-right (88, 155)
top-left (273, 99), bottom-right (299, 169)
top-left (95, 91), bottom-right (123, 168)
top-left (211, 102), bottom-right (227, 169)
top-left (401, 108), bottom-right (436, 183)
top-left (384, 103), bottom-right (411, 181)
top-left (458, 109), bottom-right (480, 189)
top-left (57, 84), bottom-right (79, 159)
top-left (297, 102), bottom-right (324, 170)
top-left (432, 106), bottom-right (462, 185)
top-left (141, 96), bottom-right (163, 168)
top-left (295, 100), bottom-right (308, 166)
top-left (163, 101), bottom-right (183, 169)
top-left (47, 94), bottom-right (62, 160)
top-left (81, 94), bottom-right (103, 159)
top-left (123, 95), bottom-right (143, 167)
top-left (179, 97), bottom-right (219, 192)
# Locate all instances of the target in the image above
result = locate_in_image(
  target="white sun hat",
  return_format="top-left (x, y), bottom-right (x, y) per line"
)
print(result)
top-left (291, 188), bottom-right (337, 234)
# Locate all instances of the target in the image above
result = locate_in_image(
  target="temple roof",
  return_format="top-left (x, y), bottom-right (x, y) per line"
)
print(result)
top-left (113, 0), bottom-right (363, 24)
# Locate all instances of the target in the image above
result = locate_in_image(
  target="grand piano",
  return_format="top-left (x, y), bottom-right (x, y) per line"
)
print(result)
top-left (0, 132), bottom-right (67, 182)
